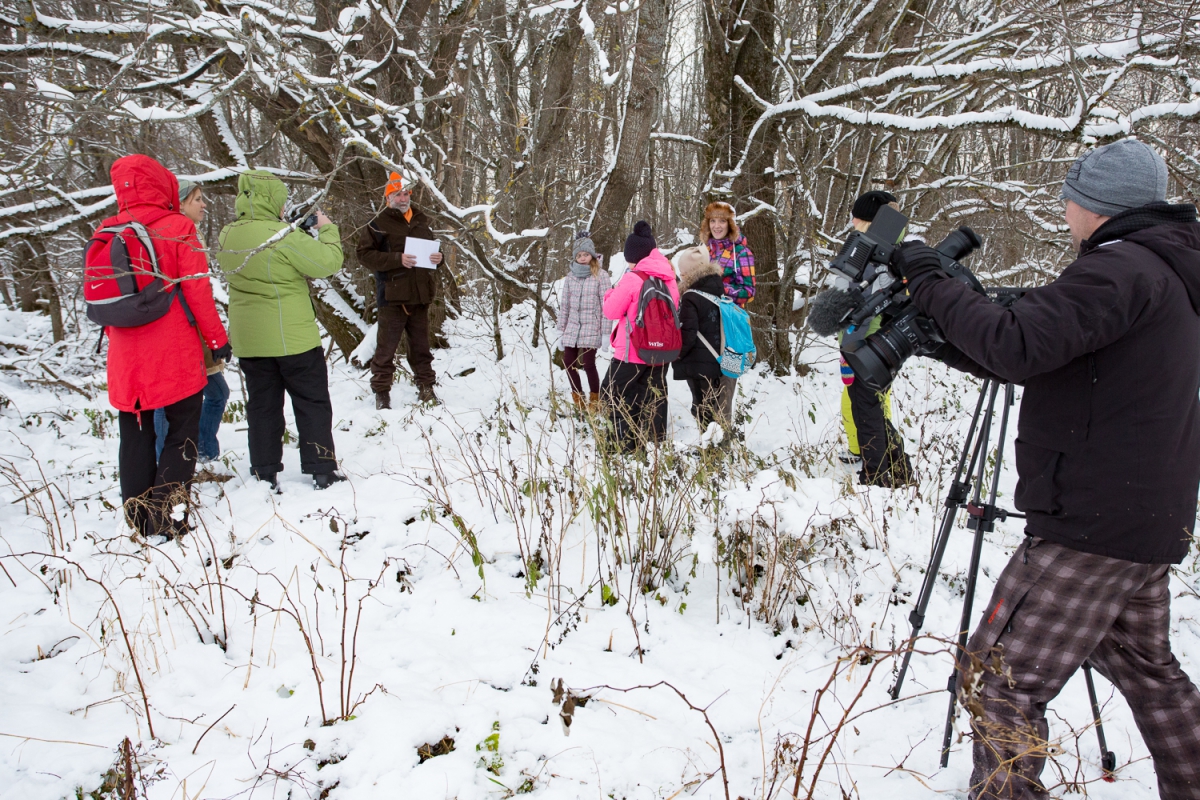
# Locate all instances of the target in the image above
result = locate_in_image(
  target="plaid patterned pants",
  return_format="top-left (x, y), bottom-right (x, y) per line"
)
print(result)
top-left (959, 537), bottom-right (1200, 799)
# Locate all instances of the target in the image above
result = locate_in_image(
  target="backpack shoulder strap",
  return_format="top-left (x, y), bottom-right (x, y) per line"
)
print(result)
top-left (175, 281), bottom-right (196, 326)
top-left (124, 221), bottom-right (160, 272)
top-left (686, 289), bottom-right (721, 305)
top-left (100, 221), bottom-right (161, 272)
top-left (695, 332), bottom-right (720, 360)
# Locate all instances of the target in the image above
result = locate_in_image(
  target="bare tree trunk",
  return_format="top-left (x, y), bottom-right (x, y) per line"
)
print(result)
top-left (590, 0), bottom-right (671, 259)
top-left (706, 0), bottom-right (783, 370)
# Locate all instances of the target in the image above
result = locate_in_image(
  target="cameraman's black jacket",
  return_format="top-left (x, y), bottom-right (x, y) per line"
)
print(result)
top-left (913, 204), bottom-right (1200, 564)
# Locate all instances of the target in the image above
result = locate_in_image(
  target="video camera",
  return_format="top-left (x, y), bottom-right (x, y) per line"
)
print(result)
top-left (285, 206), bottom-right (321, 233)
top-left (812, 206), bottom-right (987, 391)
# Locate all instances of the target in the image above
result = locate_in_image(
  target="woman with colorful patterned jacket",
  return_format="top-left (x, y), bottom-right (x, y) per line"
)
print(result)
top-left (699, 202), bottom-right (755, 307)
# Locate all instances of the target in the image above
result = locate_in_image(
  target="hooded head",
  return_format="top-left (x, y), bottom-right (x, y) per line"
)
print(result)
top-left (110, 154), bottom-right (180, 216)
top-left (234, 170), bottom-right (288, 221)
top-left (700, 201), bottom-right (738, 243)
top-left (676, 247), bottom-right (721, 293)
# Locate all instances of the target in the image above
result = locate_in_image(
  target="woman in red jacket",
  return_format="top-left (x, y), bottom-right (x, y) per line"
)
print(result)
top-left (98, 155), bottom-right (230, 539)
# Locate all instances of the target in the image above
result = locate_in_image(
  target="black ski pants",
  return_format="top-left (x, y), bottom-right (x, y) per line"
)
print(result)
top-left (601, 359), bottom-right (668, 452)
top-left (240, 347), bottom-right (338, 477)
top-left (685, 375), bottom-right (736, 430)
top-left (119, 389), bottom-right (203, 537)
top-left (847, 376), bottom-right (910, 479)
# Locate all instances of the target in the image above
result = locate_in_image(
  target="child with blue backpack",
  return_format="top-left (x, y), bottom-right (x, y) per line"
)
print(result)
top-left (672, 247), bottom-right (736, 430)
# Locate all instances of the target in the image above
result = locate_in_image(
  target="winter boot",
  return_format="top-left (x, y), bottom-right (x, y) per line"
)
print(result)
top-left (313, 472), bottom-right (347, 490)
top-left (256, 471), bottom-right (281, 494)
top-left (589, 392), bottom-right (601, 413)
top-left (571, 391), bottom-right (586, 413)
top-left (375, 391), bottom-right (391, 410)
top-left (858, 453), bottom-right (916, 488)
top-left (417, 384), bottom-right (440, 406)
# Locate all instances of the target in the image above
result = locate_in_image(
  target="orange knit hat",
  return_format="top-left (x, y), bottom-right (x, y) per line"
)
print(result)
top-left (384, 172), bottom-right (407, 198)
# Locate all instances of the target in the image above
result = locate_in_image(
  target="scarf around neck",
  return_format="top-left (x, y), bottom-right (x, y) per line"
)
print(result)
top-left (569, 261), bottom-right (592, 278)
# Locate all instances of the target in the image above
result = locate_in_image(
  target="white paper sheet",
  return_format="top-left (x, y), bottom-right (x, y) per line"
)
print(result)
top-left (403, 237), bottom-right (441, 269)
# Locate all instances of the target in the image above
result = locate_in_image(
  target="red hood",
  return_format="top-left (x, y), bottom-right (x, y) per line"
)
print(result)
top-left (110, 155), bottom-right (179, 218)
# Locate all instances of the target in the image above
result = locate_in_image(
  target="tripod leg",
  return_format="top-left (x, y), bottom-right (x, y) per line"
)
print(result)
top-left (940, 517), bottom-right (988, 768)
top-left (890, 381), bottom-right (993, 701)
top-left (1083, 661), bottom-right (1117, 778)
top-left (891, 502), bottom-right (958, 700)
top-left (941, 382), bottom-right (1004, 768)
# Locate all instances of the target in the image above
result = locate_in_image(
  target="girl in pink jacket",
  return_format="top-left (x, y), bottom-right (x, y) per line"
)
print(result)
top-left (600, 221), bottom-right (680, 451)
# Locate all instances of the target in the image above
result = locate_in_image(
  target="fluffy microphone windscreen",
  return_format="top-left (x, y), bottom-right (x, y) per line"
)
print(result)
top-left (807, 288), bottom-right (857, 336)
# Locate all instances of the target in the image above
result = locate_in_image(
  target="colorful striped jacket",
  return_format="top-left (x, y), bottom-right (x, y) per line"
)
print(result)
top-left (706, 235), bottom-right (755, 307)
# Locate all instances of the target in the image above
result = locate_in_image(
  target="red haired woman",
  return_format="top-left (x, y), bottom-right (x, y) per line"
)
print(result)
top-left (699, 202), bottom-right (755, 307)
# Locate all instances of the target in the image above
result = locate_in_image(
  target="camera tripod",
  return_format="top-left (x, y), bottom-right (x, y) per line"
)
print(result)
top-left (888, 378), bottom-right (1117, 774)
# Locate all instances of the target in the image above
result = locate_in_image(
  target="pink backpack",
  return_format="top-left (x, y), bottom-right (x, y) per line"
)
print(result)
top-left (625, 271), bottom-right (681, 364)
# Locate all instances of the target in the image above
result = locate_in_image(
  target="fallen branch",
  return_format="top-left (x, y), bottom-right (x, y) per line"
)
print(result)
top-left (192, 704), bottom-right (235, 755)
top-left (574, 680), bottom-right (731, 800)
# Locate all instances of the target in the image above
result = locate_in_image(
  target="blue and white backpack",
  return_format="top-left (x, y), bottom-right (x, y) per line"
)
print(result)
top-left (687, 290), bottom-right (757, 378)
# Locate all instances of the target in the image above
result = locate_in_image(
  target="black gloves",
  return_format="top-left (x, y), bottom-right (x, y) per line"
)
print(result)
top-left (892, 242), bottom-right (946, 292)
top-left (211, 342), bottom-right (233, 363)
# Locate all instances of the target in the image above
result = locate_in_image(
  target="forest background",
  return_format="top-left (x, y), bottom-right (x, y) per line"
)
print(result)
top-left (3, 0), bottom-right (1200, 364)
top-left (4, 3), bottom-right (1200, 798)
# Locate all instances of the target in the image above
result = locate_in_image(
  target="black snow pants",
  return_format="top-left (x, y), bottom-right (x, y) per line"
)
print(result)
top-left (601, 359), bottom-right (669, 453)
top-left (240, 346), bottom-right (338, 477)
top-left (119, 389), bottom-right (203, 538)
top-left (847, 376), bottom-right (913, 485)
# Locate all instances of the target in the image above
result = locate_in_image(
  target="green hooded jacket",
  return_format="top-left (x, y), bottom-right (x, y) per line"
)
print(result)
top-left (217, 171), bottom-right (344, 358)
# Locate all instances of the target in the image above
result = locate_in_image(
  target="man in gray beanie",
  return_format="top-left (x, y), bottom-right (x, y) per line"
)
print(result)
top-left (891, 139), bottom-right (1200, 799)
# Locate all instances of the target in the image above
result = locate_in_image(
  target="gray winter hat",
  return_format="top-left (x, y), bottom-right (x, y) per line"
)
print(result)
top-left (177, 177), bottom-right (199, 205)
top-left (1060, 139), bottom-right (1167, 217)
top-left (573, 230), bottom-right (599, 260)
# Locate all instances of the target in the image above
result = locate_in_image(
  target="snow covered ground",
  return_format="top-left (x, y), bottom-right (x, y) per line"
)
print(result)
top-left (1, 302), bottom-right (1198, 800)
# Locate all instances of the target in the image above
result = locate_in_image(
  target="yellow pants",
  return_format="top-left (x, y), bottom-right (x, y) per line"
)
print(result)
top-left (841, 385), bottom-right (893, 455)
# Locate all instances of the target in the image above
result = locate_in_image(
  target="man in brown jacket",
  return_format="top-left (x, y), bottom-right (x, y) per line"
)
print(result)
top-left (356, 172), bottom-right (443, 408)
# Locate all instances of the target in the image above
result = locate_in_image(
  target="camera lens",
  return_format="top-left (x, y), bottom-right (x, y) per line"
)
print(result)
top-left (841, 313), bottom-right (927, 391)
top-left (842, 341), bottom-right (898, 392)
top-left (935, 227), bottom-right (981, 262)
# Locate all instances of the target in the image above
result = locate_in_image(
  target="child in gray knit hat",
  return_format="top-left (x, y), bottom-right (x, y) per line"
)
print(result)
top-left (572, 231), bottom-right (600, 268)
top-left (557, 230), bottom-right (609, 412)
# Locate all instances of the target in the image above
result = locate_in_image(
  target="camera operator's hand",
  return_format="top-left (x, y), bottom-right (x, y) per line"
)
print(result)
top-left (892, 243), bottom-right (946, 292)
top-left (315, 210), bottom-right (333, 229)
